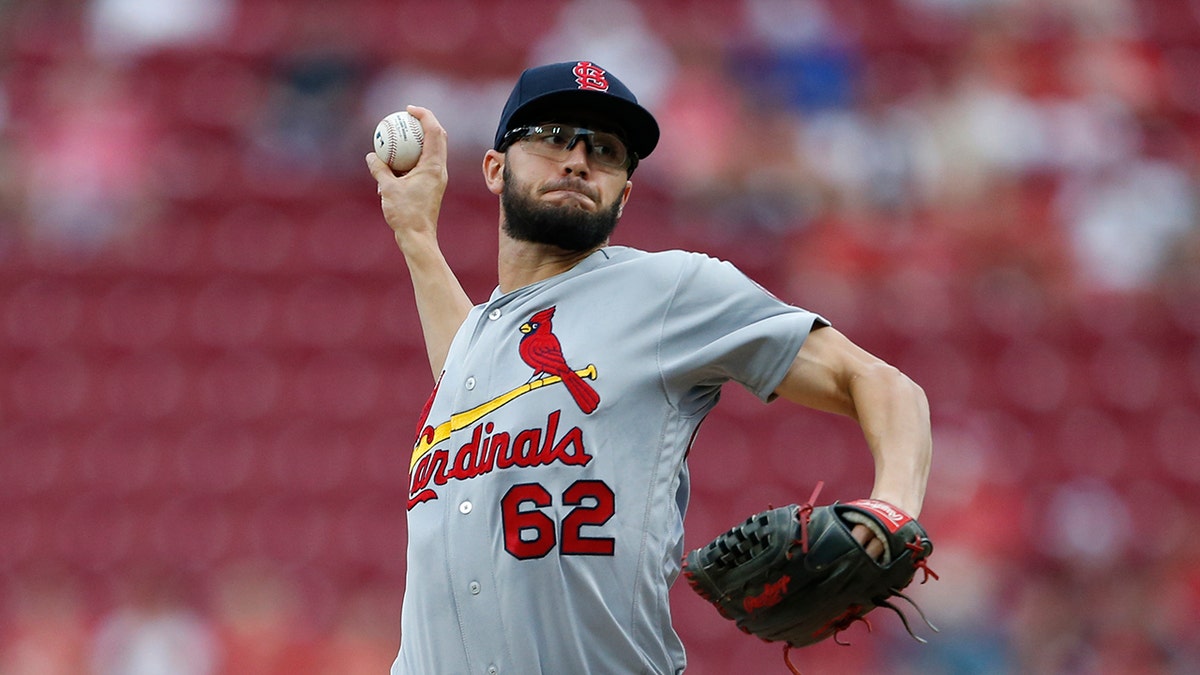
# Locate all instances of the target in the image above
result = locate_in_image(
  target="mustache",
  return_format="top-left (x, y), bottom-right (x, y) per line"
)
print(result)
top-left (539, 178), bottom-right (599, 202)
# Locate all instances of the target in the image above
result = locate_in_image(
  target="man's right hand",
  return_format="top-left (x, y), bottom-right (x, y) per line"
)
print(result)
top-left (366, 105), bottom-right (449, 253)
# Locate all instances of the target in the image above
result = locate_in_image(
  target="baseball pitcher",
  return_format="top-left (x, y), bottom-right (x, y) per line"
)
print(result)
top-left (366, 61), bottom-right (933, 675)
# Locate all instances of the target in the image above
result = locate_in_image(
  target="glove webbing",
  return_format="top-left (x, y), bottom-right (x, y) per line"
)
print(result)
top-left (708, 481), bottom-right (823, 572)
top-left (711, 514), bottom-right (774, 569)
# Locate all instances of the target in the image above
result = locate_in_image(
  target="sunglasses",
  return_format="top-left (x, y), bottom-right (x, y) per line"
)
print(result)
top-left (500, 124), bottom-right (634, 172)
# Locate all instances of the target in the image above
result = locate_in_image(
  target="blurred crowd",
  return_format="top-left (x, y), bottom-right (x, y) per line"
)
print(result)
top-left (2, 0), bottom-right (1200, 673)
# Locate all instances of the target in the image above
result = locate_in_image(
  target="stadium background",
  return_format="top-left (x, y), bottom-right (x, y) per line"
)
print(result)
top-left (2, 0), bottom-right (1199, 672)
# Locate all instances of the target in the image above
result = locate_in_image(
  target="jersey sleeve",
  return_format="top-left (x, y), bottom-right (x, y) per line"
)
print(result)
top-left (657, 252), bottom-right (829, 412)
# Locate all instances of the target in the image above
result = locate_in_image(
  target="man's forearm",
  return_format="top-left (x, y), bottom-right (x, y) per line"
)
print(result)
top-left (851, 364), bottom-right (932, 517)
top-left (399, 234), bottom-right (474, 378)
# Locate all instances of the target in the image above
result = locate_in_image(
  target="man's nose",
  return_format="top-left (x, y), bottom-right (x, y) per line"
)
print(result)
top-left (562, 139), bottom-right (591, 174)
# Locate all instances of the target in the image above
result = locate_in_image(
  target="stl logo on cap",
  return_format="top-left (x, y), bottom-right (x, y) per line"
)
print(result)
top-left (573, 61), bottom-right (609, 92)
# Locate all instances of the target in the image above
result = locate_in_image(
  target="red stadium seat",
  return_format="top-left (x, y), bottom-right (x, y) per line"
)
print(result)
top-left (0, 423), bottom-right (69, 499)
top-left (8, 349), bottom-right (94, 422)
top-left (2, 278), bottom-right (84, 349)
top-left (76, 423), bottom-right (174, 498)
top-left (333, 495), bottom-right (408, 570)
top-left (1051, 406), bottom-right (1131, 481)
top-left (247, 497), bottom-right (334, 565)
top-left (112, 216), bottom-right (208, 273)
top-left (0, 503), bottom-right (39, 572)
top-left (1153, 405), bottom-right (1200, 488)
top-left (894, 339), bottom-right (976, 411)
top-left (1139, 0), bottom-right (1200, 45)
top-left (765, 413), bottom-right (859, 490)
top-left (171, 422), bottom-right (263, 495)
top-left (687, 414), bottom-right (756, 501)
top-left (305, 203), bottom-right (396, 274)
top-left (291, 351), bottom-right (383, 421)
top-left (359, 418), bottom-right (417, 488)
top-left (53, 496), bottom-right (138, 572)
top-left (196, 350), bottom-right (285, 422)
top-left (282, 278), bottom-right (370, 348)
top-left (1087, 338), bottom-right (1167, 412)
top-left (371, 290), bottom-right (428, 351)
top-left (990, 338), bottom-right (1081, 415)
top-left (99, 351), bottom-right (189, 421)
top-left (207, 204), bottom-right (299, 274)
top-left (263, 420), bottom-right (356, 495)
top-left (151, 496), bottom-right (236, 572)
top-left (187, 277), bottom-right (277, 347)
top-left (96, 280), bottom-right (185, 350)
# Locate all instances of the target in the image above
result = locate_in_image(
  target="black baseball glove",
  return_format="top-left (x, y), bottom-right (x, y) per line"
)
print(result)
top-left (681, 483), bottom-right (938, 671)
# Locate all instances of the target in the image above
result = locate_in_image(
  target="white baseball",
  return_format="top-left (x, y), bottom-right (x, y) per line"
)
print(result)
top-left (374, 110), bottom-right (424, 173)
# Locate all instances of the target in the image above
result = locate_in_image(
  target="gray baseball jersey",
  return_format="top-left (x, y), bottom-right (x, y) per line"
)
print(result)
top-left (391, 246), bottom-right (828, 675)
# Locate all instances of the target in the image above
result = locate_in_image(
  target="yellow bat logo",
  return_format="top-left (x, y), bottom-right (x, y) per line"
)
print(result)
top-left (411, 364), bottom-right (598, 471)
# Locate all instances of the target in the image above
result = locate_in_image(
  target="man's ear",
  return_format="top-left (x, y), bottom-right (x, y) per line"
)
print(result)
top-left (483, 149), bottom-right (505, 196)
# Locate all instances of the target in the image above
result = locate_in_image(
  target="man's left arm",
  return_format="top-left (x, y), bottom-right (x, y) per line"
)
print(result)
top-left (772, 325), bottom-right (932, 518)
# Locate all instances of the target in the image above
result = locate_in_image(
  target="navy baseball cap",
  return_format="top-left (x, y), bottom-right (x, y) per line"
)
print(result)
top-left (494, 60), bottom-right (660, 161)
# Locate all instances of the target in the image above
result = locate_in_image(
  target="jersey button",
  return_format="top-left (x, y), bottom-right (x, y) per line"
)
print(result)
top-left (459, 501), bottom-right (473, 514)
top-left (469, 581), bottom-right (481, 595)
top-left (488, 308), bottom-right (502, 321)
top-left (487, 666), bottom-right (498, 675)
top-left (465, 377), bottom-right (476, 390)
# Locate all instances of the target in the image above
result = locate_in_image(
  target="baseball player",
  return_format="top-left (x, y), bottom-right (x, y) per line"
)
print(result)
top-left (366, 61), bottom-right (932, 675)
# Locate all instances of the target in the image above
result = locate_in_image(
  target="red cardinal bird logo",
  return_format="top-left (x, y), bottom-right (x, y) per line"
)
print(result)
top-left (519, 306), bottom-right (600, 414)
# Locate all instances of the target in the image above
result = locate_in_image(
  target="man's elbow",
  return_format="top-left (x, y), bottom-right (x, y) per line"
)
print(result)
top-left (896, 366), bottom-right (929, 412)
top-left (852, 361), bottom-right (930, 415)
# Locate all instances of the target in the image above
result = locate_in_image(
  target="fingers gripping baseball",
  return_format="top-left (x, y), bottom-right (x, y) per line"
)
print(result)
top-left (366, 106), bottom-right (449, 249)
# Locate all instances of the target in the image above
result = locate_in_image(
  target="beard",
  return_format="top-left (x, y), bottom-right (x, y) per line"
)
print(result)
top-left (500, 166), bottom-right (622, 252)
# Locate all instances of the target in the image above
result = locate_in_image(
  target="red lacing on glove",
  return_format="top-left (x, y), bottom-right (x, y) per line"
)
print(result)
top-left (680, 563), bottom-right (718, 604)
top-left (796, 481), bottom-right (824, 555)
top-left (904, 539), bottom-right (940, 583)
top-left (783, 644), bottom-right (803, 675)
top-left (825, 606), bottom-right (872, 646)
top-left (783, 605), bottom-right (871, 673)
